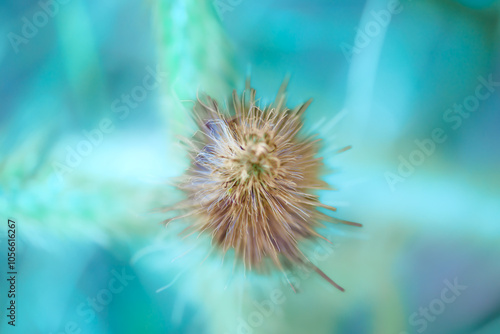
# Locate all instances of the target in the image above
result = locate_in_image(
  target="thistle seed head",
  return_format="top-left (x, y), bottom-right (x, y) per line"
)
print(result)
top-left (166, 82), bottom-right (361, 291)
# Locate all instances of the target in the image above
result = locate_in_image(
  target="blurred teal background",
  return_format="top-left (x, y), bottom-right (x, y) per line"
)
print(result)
top-left (1, 0), bottom-right (500, 333)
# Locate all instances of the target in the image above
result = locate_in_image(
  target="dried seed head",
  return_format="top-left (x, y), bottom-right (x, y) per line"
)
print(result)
top-left (166, 82), bottom-right (361, 291)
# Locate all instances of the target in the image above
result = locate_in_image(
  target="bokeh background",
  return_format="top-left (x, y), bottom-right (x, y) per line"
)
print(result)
top-left (1, 0), bottom-right (500, 333)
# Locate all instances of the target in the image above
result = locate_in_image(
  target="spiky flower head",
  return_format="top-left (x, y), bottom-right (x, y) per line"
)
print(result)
top-left (166, 82), bottom-right (361, 291)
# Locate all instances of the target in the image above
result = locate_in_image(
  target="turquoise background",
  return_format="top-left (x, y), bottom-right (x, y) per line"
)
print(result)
top-left (1, 0), bottom-right (500, 333)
